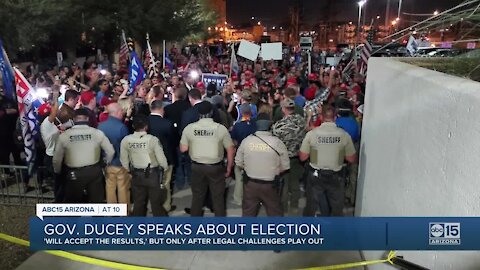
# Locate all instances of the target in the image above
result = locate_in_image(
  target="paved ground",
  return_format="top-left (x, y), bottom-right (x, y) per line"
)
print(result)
top-left (16, 179), bottom-right (361, 270)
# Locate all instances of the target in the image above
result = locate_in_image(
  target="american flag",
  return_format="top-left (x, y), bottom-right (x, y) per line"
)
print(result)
top-left (230, 45), bottom-right (239, 77)
top-left (342, 58), bottom-right (355, 82)
top-left (14, 68), bottom-right (43, 175)
top-left (145, 34), bottom-right (158, 79)
top-left (119, 30), bottom-right (129, 68)
top-left (359, 29), bottom-right (375, 76)
top-left (359, 40), bottom-right (372, 76)
top-left (0, 39), bottom-right (15, 100)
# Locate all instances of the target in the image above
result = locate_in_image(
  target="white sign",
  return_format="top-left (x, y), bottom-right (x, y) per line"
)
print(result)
top-left (300, 36), bottom-right (313, 50)
top-left (56, 52), bottom-right (63, 67)
top-left (36, 204), bottom-right (128, 220)
top-left (237, 40), bottom-right (260, 61)
top-left (260, 42), bottom-right (283, 60)
top-left (326, 57), bottom-right (341, 66)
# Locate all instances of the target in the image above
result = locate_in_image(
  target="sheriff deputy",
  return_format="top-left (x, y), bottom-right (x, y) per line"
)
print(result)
top-left (52, 108), bottom-right (114, 203)
top-left (299, 105), bottom-right (357, 216)
top-left (120, 115), bottom-right (169, 216)
top-left (235, 113), bottom-right (290, 217)
top-left (180, 101), bottom-right (235, 217)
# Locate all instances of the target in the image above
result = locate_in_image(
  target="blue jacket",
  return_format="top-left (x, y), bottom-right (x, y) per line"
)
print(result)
top-left (231, 120), bottom-right (257, 146)
top-left (98, 116), bottom-right (129, 166)
top-left (336, 116), bottom-right (360, 143)
top-left (149, 114), bottom-right (175, 165)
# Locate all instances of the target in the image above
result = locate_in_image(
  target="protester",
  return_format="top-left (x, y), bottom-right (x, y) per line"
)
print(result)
top-left (98, 103), bottom-right (131, 207)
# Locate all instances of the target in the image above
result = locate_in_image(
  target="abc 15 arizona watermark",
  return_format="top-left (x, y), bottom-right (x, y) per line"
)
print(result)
top-left (429, 223), bottom-right (461, 245)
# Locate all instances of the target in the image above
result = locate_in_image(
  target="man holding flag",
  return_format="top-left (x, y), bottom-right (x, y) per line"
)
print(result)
top-left (0, 40), bottom-right (22, 176)
top-left (128, 50), bottom-right (146, 96)
top-left (230, 44), bottom-right (239, 77)
top-left (145, 34), bottom-right (158, 79)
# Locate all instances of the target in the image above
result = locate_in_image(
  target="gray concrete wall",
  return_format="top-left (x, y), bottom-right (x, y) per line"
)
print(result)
top-left (356, 58), bottom-right (480, 269)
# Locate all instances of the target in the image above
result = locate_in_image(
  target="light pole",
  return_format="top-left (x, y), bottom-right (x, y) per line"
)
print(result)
top-left (397, 0), bottom-right (403, 21)
top-left (355, 0), bottom-right (366, 66)
top-left (396, 0), bottom-right (403, 30)
top-left (357, 1), bottom-right (366, 44)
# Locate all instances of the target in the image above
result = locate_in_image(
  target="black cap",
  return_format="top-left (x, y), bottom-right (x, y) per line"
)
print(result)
top-left (197, 101), bottom-right (213, 116)
top-left (133, 114), bottom-right (149, 130)
top-left (336, 98), bottom-right (353, 111)
top-left (256, 113), bottom-right (272, 131)
top-left (74, 108), bottom-right (90, 117)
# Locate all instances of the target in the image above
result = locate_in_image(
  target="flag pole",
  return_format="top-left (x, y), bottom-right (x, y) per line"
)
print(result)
top-left (163, 40), bottom-right (166, 70)
top-left (229, 44), bottom-right (233, 78)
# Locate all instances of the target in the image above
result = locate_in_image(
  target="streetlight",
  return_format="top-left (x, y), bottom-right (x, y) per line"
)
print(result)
top-left (357, 1), bottom-right (366, 41)
top-left (397, 0), bottom-right (403, 24)
top-left (434, 10), bottom-right (439, 16)
top-left (257, 21), bottom-right (261, 25)
top-left (355, 0), bottom-right (366, 66)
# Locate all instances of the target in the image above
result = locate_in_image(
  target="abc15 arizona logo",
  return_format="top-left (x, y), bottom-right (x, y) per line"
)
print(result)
top-left (429, 223), bottom-right (461, 245)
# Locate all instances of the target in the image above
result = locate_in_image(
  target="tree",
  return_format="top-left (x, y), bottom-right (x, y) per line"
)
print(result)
top-left (0, 0), bottom-right (217, 60)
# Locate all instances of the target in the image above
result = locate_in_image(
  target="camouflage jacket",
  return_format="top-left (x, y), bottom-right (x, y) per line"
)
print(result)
top-left (272, 114), bottom-right (306, 158)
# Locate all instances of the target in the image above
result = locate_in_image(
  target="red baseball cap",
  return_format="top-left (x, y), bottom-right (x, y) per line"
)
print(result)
top-left (351, 85), bottom-right (362, 94)
top-left (80, 91), bottom-right (96, 105)
top-left (98, 111), bottom-right (109, 123)
top-left (243, 81), bottom-right (253, 88)
top-left (38, 103), bottom-right (52, 117)
top-left (100, 96), bottom-right (114, 106)
top-left (307, 73), bottom-right (319, 81)
top-left (304, 86), bottom-right (317, 101)
top-left (196, 81), bottom-right (205, 88)
top-left (286, 78), bottom-right (297, 86)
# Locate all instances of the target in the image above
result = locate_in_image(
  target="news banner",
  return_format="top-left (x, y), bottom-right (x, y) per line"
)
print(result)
top-left (29, 204), bottom-right (480, 251)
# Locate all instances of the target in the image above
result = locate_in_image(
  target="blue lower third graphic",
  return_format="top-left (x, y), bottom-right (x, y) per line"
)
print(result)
top-left (28, 217), bottom-right (480, 251)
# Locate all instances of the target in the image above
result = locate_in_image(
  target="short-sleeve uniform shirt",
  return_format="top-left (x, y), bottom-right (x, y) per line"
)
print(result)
top-left (300, 122), bottom-right (356, 172)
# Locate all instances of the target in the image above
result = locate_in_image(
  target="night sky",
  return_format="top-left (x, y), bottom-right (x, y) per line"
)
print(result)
top-left (227, 0), bottom-right (466, 27)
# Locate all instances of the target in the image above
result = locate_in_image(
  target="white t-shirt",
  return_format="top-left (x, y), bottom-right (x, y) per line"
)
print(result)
top-left (40, 118), bottom-right (60, 156)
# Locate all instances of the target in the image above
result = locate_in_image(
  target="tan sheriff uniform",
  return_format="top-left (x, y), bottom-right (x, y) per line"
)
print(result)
top-left (180, 118), bottom-right (233, 216)
top-left (300, 122), bottom-right (356, 216)
top-left (235, 131), bottom-right (290, 217)
top-left (53, 124), bottom-right (114, 203)
top-left (120, 131), bottom-right (168, 216)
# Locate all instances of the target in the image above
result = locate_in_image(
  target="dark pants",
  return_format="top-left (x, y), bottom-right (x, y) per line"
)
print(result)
top-left (282, 157), bottom-right (304, 210)
top-left (64, 164), bottom-right (105, 203)
top-left (131, 169), bottom-right (167, 217)
top-left (243, 179), bottom-right (283, 217)
top-left (174, 149), bottom-right (191, 189)
top-left (190, 163), bottom-right (225, 217)
top-left (0, 140), bottom-right (23, 172)
top-left (303, 168), bottom-right (345, 217)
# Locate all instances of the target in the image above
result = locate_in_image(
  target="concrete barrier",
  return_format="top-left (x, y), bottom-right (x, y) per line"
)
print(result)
top-left (356, 58), bottom-right (480, 269)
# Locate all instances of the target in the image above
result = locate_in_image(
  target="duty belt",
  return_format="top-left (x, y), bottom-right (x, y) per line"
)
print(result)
top-left (247, 178), bottom-right (274, 184)
top-left (308, 165), bottom-right (341, 176)
top-left (65, 162), bottom-right (100, 170)
top-left (132, 167), bottom-right (158, 173)
top-left (191, 161), bottom-right (223, 166)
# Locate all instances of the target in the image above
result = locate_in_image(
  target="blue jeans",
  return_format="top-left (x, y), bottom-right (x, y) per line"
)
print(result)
top-left (174, 148), bottom-right (191, 189)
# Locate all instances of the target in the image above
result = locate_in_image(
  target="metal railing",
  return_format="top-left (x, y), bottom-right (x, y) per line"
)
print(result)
top-left (0, 165), bottom-right (54, 205)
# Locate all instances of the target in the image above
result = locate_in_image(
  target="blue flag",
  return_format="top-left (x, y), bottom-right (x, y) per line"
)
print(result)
top-left (164, 48), bottom-right (174, 71)
top-left (128, 51), bottom-right (146, 95)
top-left (0, 39), bottom-right (15, 100)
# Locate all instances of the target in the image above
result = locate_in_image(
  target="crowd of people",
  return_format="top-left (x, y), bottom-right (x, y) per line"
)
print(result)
top-left (0, 43), bottom-right (366, 217)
